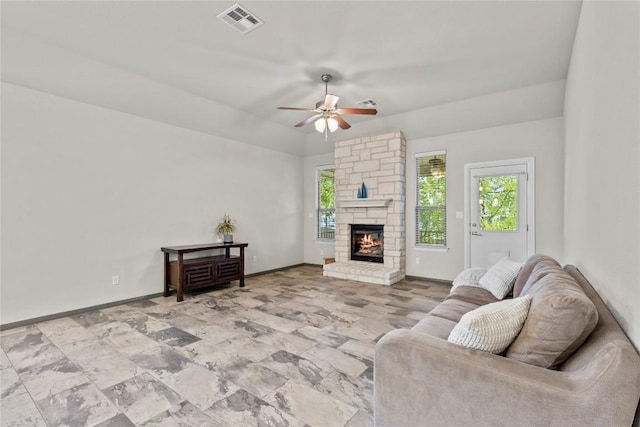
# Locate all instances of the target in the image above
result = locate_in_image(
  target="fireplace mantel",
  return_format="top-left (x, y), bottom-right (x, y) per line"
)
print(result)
top-left (337, 198), bottom-right (393, 208)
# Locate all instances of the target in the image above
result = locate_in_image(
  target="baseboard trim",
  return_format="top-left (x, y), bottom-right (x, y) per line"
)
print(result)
top-left (0, 263), bottom-right (318, 331)
top-left (244, 263), bottom-right (319, 277)
top-left (0, 292), bottom-right (165, 331)
top-left (405, 275), bottom-right (453, 286)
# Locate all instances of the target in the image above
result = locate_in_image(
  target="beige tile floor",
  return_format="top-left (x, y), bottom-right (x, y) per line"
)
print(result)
top-left (0, 265), bottom-right (449, 427)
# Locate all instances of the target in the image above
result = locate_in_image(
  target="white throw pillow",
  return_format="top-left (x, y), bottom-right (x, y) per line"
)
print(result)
top-left (448, 295), bottom-right (532, 354)
top-left (451, 268), bottom-right (488, 292)
top-left (478, 257), bottom-right (523, 299)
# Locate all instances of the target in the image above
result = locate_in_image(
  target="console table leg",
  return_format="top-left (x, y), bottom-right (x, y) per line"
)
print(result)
top-left (163, 253), bottom-right (170, 297)
top-left (239, 247), bottom-right (245, 287)
top-left (177, 254), bottom-right (184, 302)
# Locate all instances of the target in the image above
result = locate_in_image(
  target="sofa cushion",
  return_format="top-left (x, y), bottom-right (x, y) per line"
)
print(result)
top-left (428, 297), bottom-right (483, 323)
top-left (447, 285), bottom-right (499, 307)
top-left (518, 258), bottom-right (564, 297)
top-left (451, 268), bottom-right (487, 292)
top-left (448, 295), bottom-right (532, 354)
top-left (506, 266), bottom-right (599, 369)
top-left (412, 315), bottom-right (458, 339)
top-left (478, 257), bottom-right (523, 299)
top-left (513, 254), bottom-right (560, 297)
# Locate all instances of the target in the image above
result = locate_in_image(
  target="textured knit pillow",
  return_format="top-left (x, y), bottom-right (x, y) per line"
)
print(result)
top-left (478, 257), bottom-right (523, 299)
top-left (451, 268), bottom-right (487, 292)
top-left (448, 295), bottom-right (532, 354)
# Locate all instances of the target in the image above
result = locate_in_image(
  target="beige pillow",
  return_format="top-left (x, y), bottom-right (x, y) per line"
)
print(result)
top-left (506, 269), bottom-right (598, 369)
top-left (478, 257), bottom-right (523, 299)
top-left (512, 254), bottom-right (560, 297)
top-left (451, 268), bottom-right (487, 292)
top-left (448, 295), bottom-right (532, 354)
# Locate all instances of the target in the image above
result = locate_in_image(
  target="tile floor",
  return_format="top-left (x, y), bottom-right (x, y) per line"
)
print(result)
top-left (0, 265), bottom-right (450, 427)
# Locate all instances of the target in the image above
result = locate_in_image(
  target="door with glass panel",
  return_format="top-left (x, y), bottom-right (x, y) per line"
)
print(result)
top-left (466, 159), bottom-right (534, 268)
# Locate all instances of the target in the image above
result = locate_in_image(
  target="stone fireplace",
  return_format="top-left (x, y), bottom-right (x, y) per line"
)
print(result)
top-left (323, 131), bottom-right (406, 285)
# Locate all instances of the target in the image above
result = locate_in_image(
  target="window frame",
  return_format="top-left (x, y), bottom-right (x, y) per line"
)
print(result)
top-left (415, 150), bottom-right (447, 249)
top-left (316, 165), bottom-right (335, 241)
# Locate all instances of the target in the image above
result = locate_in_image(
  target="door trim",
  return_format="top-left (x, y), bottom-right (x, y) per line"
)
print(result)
top-left (463, 157), bottom-right (535, 268)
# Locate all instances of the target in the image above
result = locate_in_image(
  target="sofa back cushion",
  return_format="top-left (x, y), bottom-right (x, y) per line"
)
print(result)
top-left (506, 265), bottom-right (598, 369)
top-left (512, 254), bottom-right (560, 298)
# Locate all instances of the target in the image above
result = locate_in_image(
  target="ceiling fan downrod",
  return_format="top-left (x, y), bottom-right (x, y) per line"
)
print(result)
top-left (321, 73), bottom-right (332, 96)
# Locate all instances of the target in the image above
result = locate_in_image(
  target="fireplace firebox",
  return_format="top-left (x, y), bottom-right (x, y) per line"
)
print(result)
top-left (351, 224), bottom-right (384, 263)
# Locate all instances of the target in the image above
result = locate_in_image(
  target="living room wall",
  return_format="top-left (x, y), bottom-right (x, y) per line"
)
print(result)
top-left (1, 83), bottom-right (304, 326)
top-left (564, 1), bottom-right (640, 348)
top-left (406, 117), bottom-right (564, 280)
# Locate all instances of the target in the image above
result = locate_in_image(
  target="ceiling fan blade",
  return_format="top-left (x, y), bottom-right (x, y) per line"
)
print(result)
top-left (333, 115), bottom-right (351, 130)
top-left (278, 107), bottom-right (315, 111)
top-left (294, 114), bottom-right (322, 127)
top-left (335, 108), bottom-right (378, 115)
top-left (324, 94), bottom-right (339, 109)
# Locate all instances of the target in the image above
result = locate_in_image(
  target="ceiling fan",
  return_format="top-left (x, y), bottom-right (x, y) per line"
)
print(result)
top-left (277, 74), bottom-right (377, 139)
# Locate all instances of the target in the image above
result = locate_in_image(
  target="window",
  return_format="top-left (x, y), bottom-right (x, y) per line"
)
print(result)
top-left (478, 175), bottom-right (518, 231)
top-left (317, 167), bottom-right (335, 240)
top-left (416, 151), bottom-right (446, 247)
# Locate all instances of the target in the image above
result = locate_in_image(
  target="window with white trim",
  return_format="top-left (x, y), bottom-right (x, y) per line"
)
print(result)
top-left (317, 166), bottom-right (335, 240)
top-left (416, 151), bottom-right (446, 247)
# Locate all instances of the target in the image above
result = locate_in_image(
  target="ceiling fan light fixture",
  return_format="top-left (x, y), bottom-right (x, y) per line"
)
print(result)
top-left (314, 118), bottom-right (326, 133)
top-left (327, 117), bottom-right (339, 133)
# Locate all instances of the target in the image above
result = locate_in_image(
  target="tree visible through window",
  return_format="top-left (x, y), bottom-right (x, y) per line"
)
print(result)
top-left (478, 175), bottom-right (518, 231)
top-left (317, 167), bottom-right (335, 240)
top-left (416, 152), bottom-right (446, 246)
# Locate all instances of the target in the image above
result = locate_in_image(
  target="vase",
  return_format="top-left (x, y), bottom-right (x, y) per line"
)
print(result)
top-left (361, 183), bottom-right (367, 198)
top-left (357, 187), bottom-right (362, 198)
top-left (223, 234), bottom-right (233, 243)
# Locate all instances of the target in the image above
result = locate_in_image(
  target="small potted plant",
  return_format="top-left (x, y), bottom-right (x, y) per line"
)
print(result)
top-left (216, 213), bottom-right (235, 243)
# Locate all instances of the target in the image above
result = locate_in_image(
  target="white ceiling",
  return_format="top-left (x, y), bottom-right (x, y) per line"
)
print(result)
top-left (1, 1), bottom-right (582, 156)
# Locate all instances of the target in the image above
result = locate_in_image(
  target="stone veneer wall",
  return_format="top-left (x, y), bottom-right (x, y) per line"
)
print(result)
top-left (324, 131), bottom-right (406, 285)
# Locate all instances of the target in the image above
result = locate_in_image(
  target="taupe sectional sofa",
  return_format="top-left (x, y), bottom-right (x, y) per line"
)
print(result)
top-left (374, 255), bottom-right (640, 426)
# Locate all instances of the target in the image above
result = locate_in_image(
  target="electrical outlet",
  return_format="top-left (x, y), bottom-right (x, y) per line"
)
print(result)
top-left (112, 275), bottom-right (120, 285)
top-left (415, 258), bottom-right (420, 265)
top-left (253, 255), bottom-right (258, 262)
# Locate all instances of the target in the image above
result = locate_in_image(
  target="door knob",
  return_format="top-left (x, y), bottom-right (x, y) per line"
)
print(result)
top-left (471, 231), bottom-right (482, 236)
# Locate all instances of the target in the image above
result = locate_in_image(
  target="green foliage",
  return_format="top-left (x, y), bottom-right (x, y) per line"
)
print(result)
top-left (319, 169), bottom-right (335, 209)
top-left (418, 176), bottom-right (445, 207)
top-left (417, 208), bottom-right (446, 245)
top-left (318, 168), bottom-right (336, 239)
top-left (478, 175), bottom-right (518, 231)
top-left (417, 165), bottom-right (446, 246)
top-left (216, 213), bottom-right (235, 235)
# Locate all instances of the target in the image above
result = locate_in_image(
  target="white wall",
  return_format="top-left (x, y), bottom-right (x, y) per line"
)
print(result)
top-left (1, 83), bottom-right (304, 325)
top-left (405, 118), bottom-right (565, 280)
top-left (303, 153), bottom-right (335, 265)
top-left (564, 1), bottom-right (640, 348)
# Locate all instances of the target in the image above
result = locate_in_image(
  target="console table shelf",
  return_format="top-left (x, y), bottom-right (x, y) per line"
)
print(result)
top-left (161, 242), bottom-right (248, 302)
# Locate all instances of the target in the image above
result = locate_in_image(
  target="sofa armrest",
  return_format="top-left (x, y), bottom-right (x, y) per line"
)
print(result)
top-left (374, 329), bottom-right (639, 427)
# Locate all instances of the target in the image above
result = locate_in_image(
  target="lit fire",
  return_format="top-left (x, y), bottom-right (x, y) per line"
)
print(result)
top-left (357, 233), bottom-right (382, 255)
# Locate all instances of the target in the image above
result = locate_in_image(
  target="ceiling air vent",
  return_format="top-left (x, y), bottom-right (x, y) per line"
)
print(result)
top-left (217, 3), bottom-right (264, 35)
top-left (356, 99), bottom-right (378, 107)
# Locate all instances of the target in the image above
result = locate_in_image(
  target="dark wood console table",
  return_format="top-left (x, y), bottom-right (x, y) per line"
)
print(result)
top-left (161, 242), bottom-right (248, 302)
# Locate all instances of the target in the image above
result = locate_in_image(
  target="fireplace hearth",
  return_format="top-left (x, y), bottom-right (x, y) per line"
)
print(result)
top-left (351, 224), bottom-right (384, 263)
